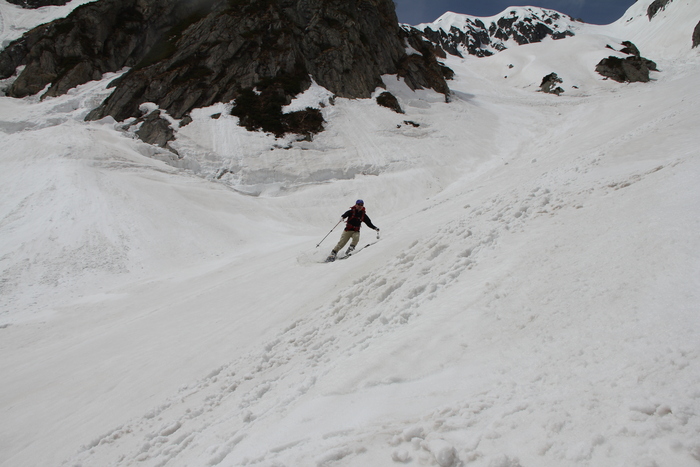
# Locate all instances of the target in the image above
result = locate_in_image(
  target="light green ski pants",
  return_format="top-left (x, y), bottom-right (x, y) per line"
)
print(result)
top-left (332, 230), bottom-right (360, 253)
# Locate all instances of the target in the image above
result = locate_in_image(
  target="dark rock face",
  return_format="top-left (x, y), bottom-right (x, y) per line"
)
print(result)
top-left (134, 110), bottom-right (175, 148)
top-left (414, 8), bottom-right (576, 58)
top-left (595, 41), bottom-right (658, 83)
top-left (619, 41), bottom-right (640, 57)
top-left (540, 72), bottom-right (564, 95)
top-left (647, 0), bottom-right (673, 20)
top-left (397, 28), bottom-right (452, 95)
top-left (0, 0), bottom-right (450, 137)
top-left (596, 56), bottom-right (658, 83)
top-left (376, 91), bottom-right (403, 113)
top-left (1, 0), bottom-right (220, 99)
top-left (693, 20), bottom-right (700, 48)
top-left (5, 0), bottom-right (71, 8)
top-left (229, 82), bottom-right (325, 138)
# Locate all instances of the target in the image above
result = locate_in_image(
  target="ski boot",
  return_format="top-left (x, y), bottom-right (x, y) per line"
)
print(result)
top-left (325, 251), bottom-right (337, 262)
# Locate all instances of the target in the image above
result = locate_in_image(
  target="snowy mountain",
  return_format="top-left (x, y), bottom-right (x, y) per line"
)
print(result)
top-left (409, 7), bottom-right (579, 58)
top-left (0, 0), bottom-right (449, 143)
top-left (1, 0), bottom-right (700, 466)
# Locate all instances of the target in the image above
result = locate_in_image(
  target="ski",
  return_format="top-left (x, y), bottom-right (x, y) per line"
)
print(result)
top-left (337, 241), bottom-right (377, 260)
top-left (323, 231), bottom-right (380, 263)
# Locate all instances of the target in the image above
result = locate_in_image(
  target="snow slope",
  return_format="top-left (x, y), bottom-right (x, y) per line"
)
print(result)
top-left (0, 0), bottom-right (97, 46)
top-left (1, 1), bottom-right (700, 466)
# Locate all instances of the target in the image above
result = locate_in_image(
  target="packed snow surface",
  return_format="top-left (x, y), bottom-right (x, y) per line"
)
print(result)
top-left (1, 1), bottom-right (699, 466)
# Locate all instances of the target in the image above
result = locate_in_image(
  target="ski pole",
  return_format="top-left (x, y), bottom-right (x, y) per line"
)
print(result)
top-left (316, 219), bottom-right (343, 247)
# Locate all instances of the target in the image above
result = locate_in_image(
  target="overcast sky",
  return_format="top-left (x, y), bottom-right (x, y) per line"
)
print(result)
top-left (393, 0), bottom-right (639, 25)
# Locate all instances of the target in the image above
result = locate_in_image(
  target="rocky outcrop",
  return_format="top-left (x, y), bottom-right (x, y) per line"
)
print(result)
top-left (0, 0), bottom-right (451, 137)
top-left (619, 41), bottom-right (640, 57)
top-left (413, 8), bottom-right (576, 58)
top-left (693, 20), bottom-right (700, 48)
top-left (397, 27), bottom-right (453, 96)
top-left (540, 72), bottom-right (564, 95)
top-left (376, 91), bottom-right (403, 113)
top-left (0, 0), bottom-right (220, 99)
top-left (5, 0), bottom-right (71, 7)
top-left (595, 42), bottom-right (658, 83)
top-left (133, 110), bottom-right (175, 149)
top-left (647, 0), bottom-right (673, 20)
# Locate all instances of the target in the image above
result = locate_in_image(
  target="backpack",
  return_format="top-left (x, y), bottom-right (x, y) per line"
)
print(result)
top-left (345, 206), bottom-right (365, 231)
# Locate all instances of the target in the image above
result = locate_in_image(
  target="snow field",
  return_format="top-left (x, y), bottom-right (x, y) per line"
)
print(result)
top-left (0, 0), bottom-right (97, 46)
top-left (1, 0), bottom-right (700, 466)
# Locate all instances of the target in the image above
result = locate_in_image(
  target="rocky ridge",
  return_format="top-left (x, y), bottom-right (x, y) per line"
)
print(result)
top-left (409, 7), bottom-right (577, 58)
top-left (0, 0), bottom-right (450, 138)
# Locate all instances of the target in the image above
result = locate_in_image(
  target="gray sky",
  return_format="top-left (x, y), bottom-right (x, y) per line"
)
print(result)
top-left (394, 0), bottom-right (638, 25)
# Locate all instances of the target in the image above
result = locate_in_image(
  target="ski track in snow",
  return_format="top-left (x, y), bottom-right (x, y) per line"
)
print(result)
top-left (64, 155), bottom-right (699, 466)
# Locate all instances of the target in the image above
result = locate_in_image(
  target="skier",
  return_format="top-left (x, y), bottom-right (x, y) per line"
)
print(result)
top-left (326, 200), bottom-right (379, 262)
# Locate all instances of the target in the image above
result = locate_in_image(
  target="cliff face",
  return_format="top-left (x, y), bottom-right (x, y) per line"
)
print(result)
top-left (0, 0), bottom-right (219, 100)
top-left (0, 0), bottom-right (450, 131)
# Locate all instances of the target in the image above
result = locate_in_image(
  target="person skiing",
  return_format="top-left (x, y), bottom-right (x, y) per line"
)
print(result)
top-left (326, 199), bottom-right (379, 262)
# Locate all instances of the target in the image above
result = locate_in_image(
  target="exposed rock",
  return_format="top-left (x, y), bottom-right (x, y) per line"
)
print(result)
top-left (5, 0), bottom-right (71, 8)
top-left (226, 64), bottom-right (325, 137)
top-left (595, 56), bottom-right (658, 83)
top-left (280, 108), bottom-right (325, 140)
top-left (179, 115), bottom-right (193, 127)
top-left (0, 0), bottom-right (221, 99)
top-left (397, 28), bottom-right (452, 96)
top-left (540, 72), bottom-right (564, 95)
top-left (647, 0), bottom-right (673, 20)
top-left (595, 41), bottom-right (658, 83)
top-left (413, 8), bottom-right (576, 58)
top-left (694, 21), bottom-right (700, 48)
top-left (1, 0), bottom-right (451, 139)
top-left (134, 110), bottom-right (175, 148)
top-left (620, 41), bottom-right (640, 57)
top-left (376, 91), bottom-right (403, 113)
top-left (85, 0), bottom-right (449, 125)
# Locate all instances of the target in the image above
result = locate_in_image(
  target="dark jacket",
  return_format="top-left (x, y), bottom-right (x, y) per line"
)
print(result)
top-left (342, 206), bottom-right (377, 232)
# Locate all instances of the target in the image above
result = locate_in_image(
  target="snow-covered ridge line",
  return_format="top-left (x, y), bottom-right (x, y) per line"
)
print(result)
top-left (407, 6), bottom-right (579, 58)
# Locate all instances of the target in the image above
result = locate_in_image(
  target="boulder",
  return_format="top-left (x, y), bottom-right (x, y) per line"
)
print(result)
top-left (595, 56), bottom-right (657, 83)
top-left (595, 41), bottom-right (658, 83)
top-left (540, 72), bottom-right (564, 95)
top-left (134, 110), bottom-right (175, 148)
top-left (693, 20), bottom-right (700, 48)
top-left (376, 91), bottom-right (403, 113)
top-left (620, 41), bottom-right (641, 57)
